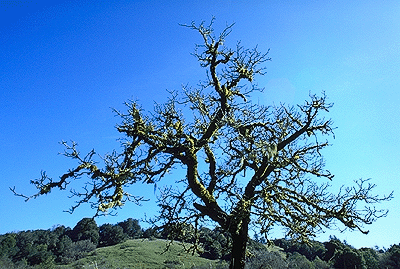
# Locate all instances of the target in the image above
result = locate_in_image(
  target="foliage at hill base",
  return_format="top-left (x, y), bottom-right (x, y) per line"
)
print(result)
top-left (1, 217), bottom-right (400, 268)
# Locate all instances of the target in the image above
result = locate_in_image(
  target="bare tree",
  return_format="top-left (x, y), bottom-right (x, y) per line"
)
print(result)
top-left (12, 19), bottom-right (392, 269)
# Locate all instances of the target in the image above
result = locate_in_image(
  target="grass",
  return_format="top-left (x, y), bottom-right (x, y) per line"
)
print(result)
top-left (57, 238), bottom-right (228, 269)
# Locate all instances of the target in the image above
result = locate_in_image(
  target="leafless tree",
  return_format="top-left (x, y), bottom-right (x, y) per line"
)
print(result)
top-left (12, 19), bottom-right (392, 269)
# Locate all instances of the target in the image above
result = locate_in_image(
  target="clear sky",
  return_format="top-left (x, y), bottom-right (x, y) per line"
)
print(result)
top-left (1, 0), bottom-right (399, 249)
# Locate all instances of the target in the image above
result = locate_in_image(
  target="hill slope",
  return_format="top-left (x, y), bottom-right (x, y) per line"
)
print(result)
top-left (59, 238), bottom-right (227, 269)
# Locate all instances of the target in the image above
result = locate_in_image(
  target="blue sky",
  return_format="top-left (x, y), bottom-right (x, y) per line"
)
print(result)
top-left (1, 0), bottom-right (399, 249)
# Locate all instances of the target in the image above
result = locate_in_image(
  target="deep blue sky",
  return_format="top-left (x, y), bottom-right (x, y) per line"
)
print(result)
top-left (1, 0), bottom-right (399, 249)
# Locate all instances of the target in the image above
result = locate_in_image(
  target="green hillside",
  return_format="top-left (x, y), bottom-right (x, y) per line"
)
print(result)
top-left (59, 239), bottom-right (228, 269)
top-left (1, 217), bottom-right (396, 269)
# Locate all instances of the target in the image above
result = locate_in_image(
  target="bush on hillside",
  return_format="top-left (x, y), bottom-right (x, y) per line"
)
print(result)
top-left (274, 238), bottom-right (326, 261)
top-left (359, 247), bottom-right (380, 269)
top-left (58, 239), bottom-right (96, 265)
top-left (245, 249), bottom-right (288, 269)
top-left (287, 252), bottom-right (315, 269)
top-left (117, 218), bottom-right (143, 239)
top-left (380, 244), bottom-right (400, 269)
top-left (324, 237), bottom-right (366, 269)
top-left (98, 224), bottom-right (126, 247)
top-left (68, 218), bottom-right (99, 246)
top-left (199, 227), bottom-right (231, 260)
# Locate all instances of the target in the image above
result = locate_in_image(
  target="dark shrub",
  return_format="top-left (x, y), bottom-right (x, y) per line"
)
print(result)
top-left (26, 244), bottom-right (55, 266)
top-left (0, 234), bottom-right (18, 259)
top-left (287, 252), bottom-right (314, 269)
top-left (199, 227), bottom-right (231, 260)
top-left (54, 235), bottom-right (73, 263)
top-left (274, 238), bottom-right (326, 261)
top-left (58, 239), bottom-right (96, 264)
top-left (117, 218), bottom-right (143, 239)
top-left (380, 244), bottom-right (400, 269)
top-left (142, 227), bottom-right (161, 239)
top-left (245, 249), bottom-right (288, 269)
top-left (68, 218), bottom-right (99, 246)
top-left (312, 256), bottom-right (331, 269)
top-left (99, 224), bottom-right (126, 247)
top-left (359, 247), bottom-right (380, 269)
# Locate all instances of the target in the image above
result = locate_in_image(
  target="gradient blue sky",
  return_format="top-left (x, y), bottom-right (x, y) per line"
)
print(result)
top-left (1, 0), bottom-right (399, 249)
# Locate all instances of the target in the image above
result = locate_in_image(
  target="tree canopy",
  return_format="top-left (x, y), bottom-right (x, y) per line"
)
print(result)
top-left (13, 19), bottom-right (392, 269)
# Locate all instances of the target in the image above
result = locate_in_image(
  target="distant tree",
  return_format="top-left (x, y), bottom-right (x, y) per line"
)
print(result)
top-left (324, 237), bottom-right (366, 269)
top-left (335, 248), bottom-right (366, 269)
top-left (0, 255), bottom-right (16, 269)
top-left (287, 252), bottom-right (315, 269)
top-left (359, 247), bottom-right (380, 269)
top-left (14, 231), bottom-right (35, 263)
top-left (69, 218), bottom-right (99, 246)
top-left (58, 239), bottom-right (96, 264)
top-left (253, 233), bottom-right (266, 244)
top-left (389, 244), bottom-right (400, 267)
top-left (380, 244), bottom-right (400, 269)
top-left (244, 249), bottom-right (288, 269)
top-left (117, 218), bottom-right (143, 239)
top-left (142, 227), bottom-right (161, 239)
top-left (274, 238), bottom-right (326, 261)
top-left (54, 235), bottom-right (73, 263)
top-left (323, 236), bottom-right (342, 262)
top-left (160, 222), bottom-right (197, 244)
top-left (199, 227), bottom-right (231, 260)
top-left (0, 233), bottom-right (18, 259)
top-left (26, 243), bottom-right (55, 266)
top-left (98, 223), bottom-right (126, 247)
top-left (51, 225), bottom-right (70, 238)
top-left (14, 19), bottom-right (392, 269)
top-left (312, 256), bottom-right (331, 269)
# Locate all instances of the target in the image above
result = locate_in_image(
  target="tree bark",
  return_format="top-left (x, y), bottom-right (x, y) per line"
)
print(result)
top-left (229, 218), bottom-right (249, 269)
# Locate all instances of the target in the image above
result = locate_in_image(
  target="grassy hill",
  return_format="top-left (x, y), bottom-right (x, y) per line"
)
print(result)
top-left (58, 238), bottom-right (228, 269)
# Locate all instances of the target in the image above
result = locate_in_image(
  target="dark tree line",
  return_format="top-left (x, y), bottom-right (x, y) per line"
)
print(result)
top-left (1, 217), bottom-right (400, 268)
top-left (0, 217), bottom-right (142, 267)
top-left (270, 236), bottom-right (400, 269)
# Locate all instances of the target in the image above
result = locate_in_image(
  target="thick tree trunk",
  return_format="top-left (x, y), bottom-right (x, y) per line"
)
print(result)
top-left (229, 219), bottom-right (249, 269)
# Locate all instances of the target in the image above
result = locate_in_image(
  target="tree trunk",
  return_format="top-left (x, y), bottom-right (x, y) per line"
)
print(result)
top-left (229, 219), bottom-right (249, 269)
